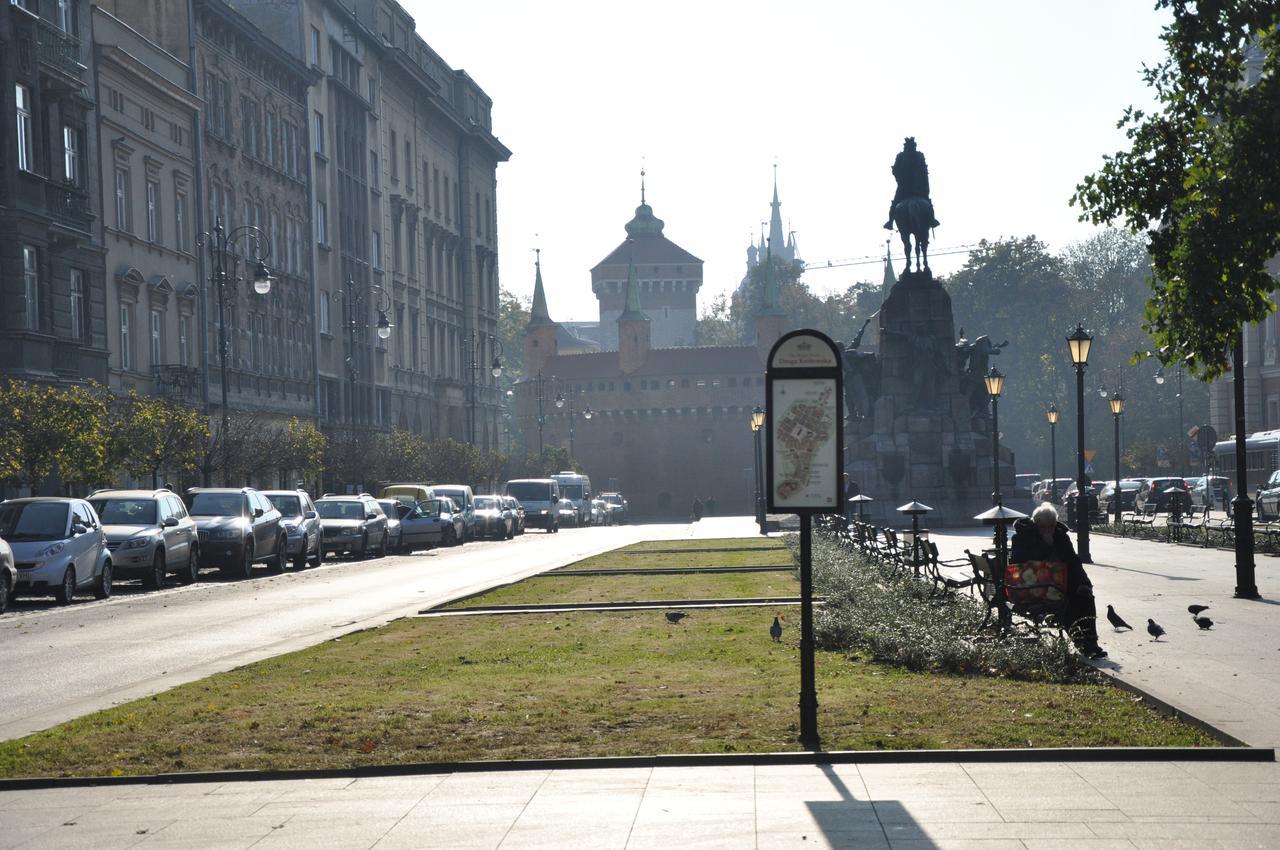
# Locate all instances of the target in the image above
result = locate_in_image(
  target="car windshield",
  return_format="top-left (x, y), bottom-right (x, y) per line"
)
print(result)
top-left (318, 501), bottom-right (364, 520)
top-left (0, 502), bottom-right (69, 541)
top-left (89, 498), bottom-right (157, 525)
top-left (267, 495), bottom-right (303, 517)
top-left (1120, 482), bottom-right (1140, 491)
top-left (475, 497), bottom-right (499, 510)
top-left (560, 484), bottom-right (584, 499)
top-left (189, 493), bottom-right (245, 517)
top-left (507, 482), bottom-right (551, 501)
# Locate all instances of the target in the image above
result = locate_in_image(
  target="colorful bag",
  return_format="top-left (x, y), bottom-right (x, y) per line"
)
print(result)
top-left (1004, 559), bottom-right (1068, 603)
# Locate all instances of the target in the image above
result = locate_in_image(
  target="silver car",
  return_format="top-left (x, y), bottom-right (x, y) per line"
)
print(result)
top-left (89, 489), bottom-right (200, 588)
top-left (0, 537), bottom-right (15, 615)
top-left (1, 498), bottom-right (112, 605)
top-left (376, 500), bottom-right (405, 553)
top-left (263, 489), bottom-right (323, 570)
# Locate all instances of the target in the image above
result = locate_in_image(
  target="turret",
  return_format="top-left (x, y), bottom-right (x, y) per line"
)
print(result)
top-left (754, 238), bottom-right (786, 362)
top-left (524, 249), bottom-right (559, 376)
top-left (617, 248), bottom-right (651, 374)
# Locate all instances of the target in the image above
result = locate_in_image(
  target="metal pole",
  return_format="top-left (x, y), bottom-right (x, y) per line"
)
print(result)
top-left (798, 512), bottom-right (819, 750)
top-left (568, 390), bottom-right (576, 458)
top-left (346, 277), bottom-right (358, 424)
top-left (1114, 411), bottom-right (1122, 527)
top-left (911, 511), bottom-right (922, 576)
top-left (214, 220), bottom-right (231, 488)
top-left (990, 396), bottom-right (1001, 507)
top-left (536, 371), bottom-right (545, 457)
top-left (1075, 363), bottom-right (1092, 563)
top-left (1050, 421), bottom-right (1057, 504)
top-left (468, 332), bottom-right (476, 445)
top-left (753, 426), bottom-right (763, 533)
top-left (1178, 365), bottom-right (1185, 477)
top-left (1232, 336), bottom-right (1260, 598)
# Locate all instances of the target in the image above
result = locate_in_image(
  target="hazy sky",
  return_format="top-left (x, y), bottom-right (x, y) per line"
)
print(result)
top-left (404, 1), bottom-right (1169, 322)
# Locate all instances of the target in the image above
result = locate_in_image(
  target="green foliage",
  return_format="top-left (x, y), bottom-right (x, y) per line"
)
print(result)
top-left (108, 392), bottom-right (208, 486)
top-left (496, 287), bottom-right (529, 384)
top-left (282, 418), bottom-right (327, 482)
top-left (1073, 5), bottom-right (1280, 379)
top-left (0, 380), bottom-right (111, 491)
top-left (694, 292), bottom-right (742, 345)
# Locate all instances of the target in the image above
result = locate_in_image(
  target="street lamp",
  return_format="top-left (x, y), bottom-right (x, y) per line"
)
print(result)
top-left (1067, 323), bottom-right (1094, 563)
top-left (1047, 403), bottom-right (1060, 504)
top-left (205, 217), bottom-right (274, 486)
top-left (559, 384), bottom-right (588, 459)
top-left (897, 501), bottom-right (933, 577)
top-left (340, 277), bottom-right (391, 424)
top-left (984, 366), bottom-right (1005, 507)
top-left (751, 406), bottom-right (765, 534)
top-left (1155, 360), bottom-right (1185, 475)
top-left (532, 371), bottom-right (552, 458)
top-left (466, 330), bottom-right (504, 446)
top-left (1231, 335), bottom-right (1260, 598)
top-left (1109, 391), bottom-right (1125, 526)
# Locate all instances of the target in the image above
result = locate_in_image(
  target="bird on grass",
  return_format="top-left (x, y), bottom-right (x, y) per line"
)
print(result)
top-left (1188, 604), bottom-right (1210, 616)
top-left (1106, 605), bottom-right (1133, 631)
top-left (665, 611), bottom-right (688, 624)
top-left (1194, 615), bottom-right (1214, 630)
top-left (769, 616), bottom-right (783, 642)
top-left (1147, 619), bottom-right (1166, 641)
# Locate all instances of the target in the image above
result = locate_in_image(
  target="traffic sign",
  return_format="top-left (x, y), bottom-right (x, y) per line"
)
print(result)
top-left (1085, 463), bottom-right (1095, 476)
top-left (1084, 450), bottom-right (1097, 464)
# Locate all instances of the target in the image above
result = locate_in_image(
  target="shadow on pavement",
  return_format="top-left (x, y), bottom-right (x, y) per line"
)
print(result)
top-left (811, 764), bottom-right (937, 849)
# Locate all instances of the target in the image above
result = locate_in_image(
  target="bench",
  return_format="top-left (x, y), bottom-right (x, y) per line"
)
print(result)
top-left (1121, 504), bottom-right (1159, 531)
top-left (922, 540), bottom-right (977, 596)
top-left (965, 549), bottom-right (1070, 637)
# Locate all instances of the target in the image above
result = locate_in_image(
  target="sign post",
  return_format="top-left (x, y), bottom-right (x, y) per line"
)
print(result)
top-left (765, 329), bottom-right (844, 751)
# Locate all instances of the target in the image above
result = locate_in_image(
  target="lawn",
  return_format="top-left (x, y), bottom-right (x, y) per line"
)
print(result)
top-left (561, 537), bottom-right (794, 571)
top-left (446, 570), bottom-right (798, 608)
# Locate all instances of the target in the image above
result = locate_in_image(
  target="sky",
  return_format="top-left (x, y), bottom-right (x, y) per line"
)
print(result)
top-left (402, 0), bottom-right (1170, 322)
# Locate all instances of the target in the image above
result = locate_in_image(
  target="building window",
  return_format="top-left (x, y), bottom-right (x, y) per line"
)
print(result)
top-left (315, 200), bottom-right (327, 244)
top-left (372, 230), bottom-right (382, 269)
top-left (178, 315), bottom-right (190, 366)
top-left (313, 111), bottom-right (325, 155)
top-left (264, 111), bottom-right (277, 167)
top-left (69, 269), bottom-right (84, 340)
top-left (367, 76), bottom-right (376, 105)
top-left (16, 84), bottom-right (33, 173)
top-left (175, 189), bottom-right (189, 252)
top-left (310, 27), bottom-right (321, 66)
top-left (146, 179), bottom-right (160, 242)
top-left (404, 140), bottom-right (411, 188)
top-left (119, 305), bottom-right (132, 370)
top-left (319, 294), bottom-right (330, 334)
top-left (114, 167), bottom-right (131, 231)
top-left (389, 129), bottom-right (397, 181)
top-left (370, 150), bottom-right (379, 189)
top-left (240, 97), bottom-right (260, 159)
top-left (22, 245), bottom-right (38, 330)
top-left (56, 0), bottom-right (73, 32)
top-left (150, 309), bottom-right (162, 365)
top-left (62, 125), bottom-right (80, 184)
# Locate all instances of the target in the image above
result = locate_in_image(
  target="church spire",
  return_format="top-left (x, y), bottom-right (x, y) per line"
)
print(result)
top-left (768, 164), bottom-right (785, 256)
top-left (528, 248), bottom-right (554, 326)
top-left (881, 239), bottom-right (898, 290)
top-left (640, 167), bottom-right (646, 205)
top-left (618, 243), bottom-right (649, 322)
top-left (758, 237), bottom-right (785, 316)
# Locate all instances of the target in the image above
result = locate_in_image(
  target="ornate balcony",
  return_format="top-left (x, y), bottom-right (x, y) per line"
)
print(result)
top-left (45, 181), bottom-right (93, 233)
top-left (36, 18), bottom-right (84, 87)
top-left (153, 365), bottom-right (203, 401)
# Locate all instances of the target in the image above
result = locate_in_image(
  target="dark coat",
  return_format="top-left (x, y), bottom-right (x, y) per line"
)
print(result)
top-left (1009, 517), bottom-right (1090, 590)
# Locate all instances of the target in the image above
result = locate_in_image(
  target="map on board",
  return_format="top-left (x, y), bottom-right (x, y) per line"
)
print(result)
top-left (771, 378), bottom-right (839, 508)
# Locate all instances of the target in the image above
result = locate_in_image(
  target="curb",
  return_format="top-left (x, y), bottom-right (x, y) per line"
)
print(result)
top-left (419, 597), bottom-right (816, 616)
top-left (1091, 667), bottom-right (1253, 748)
top-left (1, 746), bottom-right (1269, 792)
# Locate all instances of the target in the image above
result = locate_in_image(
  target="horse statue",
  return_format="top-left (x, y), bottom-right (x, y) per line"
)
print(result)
top-left (892, 196), bottom-right (933, 274)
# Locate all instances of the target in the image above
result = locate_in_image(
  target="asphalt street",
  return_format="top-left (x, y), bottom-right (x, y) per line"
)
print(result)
top-left (0, 522), bottom-right (708, 743)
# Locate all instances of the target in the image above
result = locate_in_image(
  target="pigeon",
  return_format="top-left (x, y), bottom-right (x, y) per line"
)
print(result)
top-left (665, 611), bottom-right (688, 624)
top-left (1188, 604), bottom-right (1210, 616)
top-left (1106, 605), bottom-right (1133, 631)
top-left (1194, 615), bottom-right (1214, 630)
top-left (769, 616), bottom-right (783, 642)
top-left (1147, 619), bottom-right (1166, 641)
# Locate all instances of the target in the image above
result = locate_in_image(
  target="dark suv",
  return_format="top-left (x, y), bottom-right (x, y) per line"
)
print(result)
top-left (1134, 478), bottom-right (1192, 513)
top-left (185, 488), bottom-right (286, 579)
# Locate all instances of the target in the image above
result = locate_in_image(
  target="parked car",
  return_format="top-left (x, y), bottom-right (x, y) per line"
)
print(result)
top-left (556, 497), bottom-right (579, 528)
top-left (503, 496), bottom-right (526, 535)
top-left (89, 489), bottom-right (200, 588)
top-left (1134, 477), bottom-right (1192, 513)
top-left (316, 495), bottom-right (388, 559)
top-left (1190, 475), bottom-right (1232, 510)
top-left (473, 495), bottom-right (513, 539)
top-left (1034, 478), bottom-right (1073, 505)
top-left (433, 485), bottom-right (476, 541)
top-left (590, 498), bottom-right (610, 525)
top-left (1098, 479), bottom-right (1141, 515)
top-left (505, 479), bottom-right (560, 532)
top-left (1255, 470), bottom-right (1280, 519)
top-left (379, 484), bottom-right (436, 506)
top-left (376, 499), bottom-right (405, 553)
top-left (393, 498), bottom-right (456, 550)
top-left (0, 498), bottom-right (113, 605)
top-left (600, 492), bottom-right (628, 523)
top-left (186, 488), bottom-right (287, 579)
top-left (263, 489), bottom-right (322, 570)
top-left (1014, 473), bottom-right (1041, 499)
top-left (0, 537), bottom-right (13, 614)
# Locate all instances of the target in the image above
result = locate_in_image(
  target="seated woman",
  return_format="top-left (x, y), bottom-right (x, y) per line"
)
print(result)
top-left (1009, 502), bottom-right (1106, 659)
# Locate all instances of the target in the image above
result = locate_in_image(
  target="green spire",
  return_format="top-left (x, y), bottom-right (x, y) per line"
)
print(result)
top-left (618, 244), bottom-right (649, 323)
top-left (529, 248), bottom-right (553, 326)
top-left (881, 239), bottom-right (898, 290)
top-left (757, 237), bottom-right (785, 316)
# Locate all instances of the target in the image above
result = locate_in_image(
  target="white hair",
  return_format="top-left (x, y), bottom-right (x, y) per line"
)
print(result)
top-left (1032, 502), bottom-right (1059, 527)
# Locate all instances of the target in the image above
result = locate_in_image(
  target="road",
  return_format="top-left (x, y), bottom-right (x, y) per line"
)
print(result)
top-left (0, 520), bottom-right (748, 743)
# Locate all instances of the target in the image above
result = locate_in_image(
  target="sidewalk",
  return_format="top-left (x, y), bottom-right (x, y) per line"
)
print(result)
top-left (3, 760), bottom-right (1278, 849)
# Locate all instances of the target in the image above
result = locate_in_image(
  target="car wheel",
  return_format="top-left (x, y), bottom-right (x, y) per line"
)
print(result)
top-left (183, 544), bottom-right (200, 584)
top-left (292, 538), bottom-right (308, 571)
top-left (506, 523), bottom-right (514, 540)
top-left (236, 541), bottom-right (254, 580)
top-left (442, 527), bottom-right (455, 547)
top-left (376, 533), bottom-right (387, 559)
top-left (0, 571), bottom-right (11, 615)
top-left (359, 532), bottom-right (370, 559)
top-left (309, 535), bottom-right (323, 568)
top-left (267, 535), bottom-right (286, 573)
top-left (94, 561), bottom-right (112, 600)
top-left (145, 550), bottom-right (166, 591)
top-left (54, 567), bottom-right (76, 606)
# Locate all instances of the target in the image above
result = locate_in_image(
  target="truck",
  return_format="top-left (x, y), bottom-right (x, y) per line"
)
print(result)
top-left (551, 471), bottom-right (592, 526)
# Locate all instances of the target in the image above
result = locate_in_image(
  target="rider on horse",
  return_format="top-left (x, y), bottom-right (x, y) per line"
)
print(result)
top-left (884, 137), bottom-right (940, 230)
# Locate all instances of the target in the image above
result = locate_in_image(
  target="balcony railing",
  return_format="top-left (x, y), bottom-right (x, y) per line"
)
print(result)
top-left (45, 181), bottom-right (93, 233)
top-left (153, 365), bottom-right (202, 401)
top-left (36, 19), bottom-right (83, 83)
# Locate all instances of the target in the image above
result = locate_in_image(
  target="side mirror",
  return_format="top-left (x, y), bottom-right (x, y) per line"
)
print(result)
top-left (304, 510), bottom-right (318, 520)
top-left (254, 507), bottom-right (264, 518)
top-left (71, 523), bottom-right (88, 536)
top-left (162, 516), bottom-right (179, 528)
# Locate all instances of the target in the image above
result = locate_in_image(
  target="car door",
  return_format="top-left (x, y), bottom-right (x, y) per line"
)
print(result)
top-left (69, 502), bottom-right (96, 584)
top-left (169, 496), bottom-right (195, 562)
top-left (301, 494), bottom-right (319, 554)
top-left (247, 493), bottom-right (270, 557)
top-left (157, 497), bottom-right (181, 564)
top-left (366, 499), bottom-right (386, 546)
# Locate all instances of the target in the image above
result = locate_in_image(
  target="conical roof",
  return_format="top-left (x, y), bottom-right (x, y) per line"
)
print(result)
top-left (618, 251), bottom-right (649, 323)
top-left (528, 249), bottom-right (554, 327)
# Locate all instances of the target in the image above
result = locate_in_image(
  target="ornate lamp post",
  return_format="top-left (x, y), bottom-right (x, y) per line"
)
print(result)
top-left (897, 500), bottom-right (932, 577)
top-left (984, 366), bottom-right (1005, 507)
top-left (466, 331), bottom-right (503, 446)
top-left (1067, 324), bottom-right (1094, 563)
top-left (553, 384), bottom-right (588, 458)
top-left (533, 371), bottom-right (551, 458)
top-left (1046, 404), bottom-right (1059, 504)
top-left (205, 217), bottom-right (274, 486)
top-left (1109, 391), bottom-right (1125, 526)
top-left (751, 406), bottom-right (765, 534)
top-left (1231, 335), bottom-right (1260, 598)
top-left (340, 277), bottom-right (392, 424)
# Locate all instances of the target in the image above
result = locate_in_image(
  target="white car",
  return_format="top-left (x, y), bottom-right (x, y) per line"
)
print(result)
top-left (2, 498), bottom-right (113, 605)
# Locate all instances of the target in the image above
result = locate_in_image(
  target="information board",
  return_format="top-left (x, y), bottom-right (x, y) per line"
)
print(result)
top-left (766, 330), bottom-right (844, 514)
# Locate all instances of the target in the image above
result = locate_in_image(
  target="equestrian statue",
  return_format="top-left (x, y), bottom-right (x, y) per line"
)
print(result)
top-left (883, 137), bottom-right (939, 274)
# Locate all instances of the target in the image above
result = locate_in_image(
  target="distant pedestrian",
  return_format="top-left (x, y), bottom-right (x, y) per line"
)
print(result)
top-left (691, 496), bottom-right (704, 523)
top-left (706, 496), bottom-right (717, 516)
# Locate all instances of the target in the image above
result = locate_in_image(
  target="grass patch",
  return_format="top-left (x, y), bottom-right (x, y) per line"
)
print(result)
top-left (446, 571), bottom-right (798, 608)
top-left (0, 607), bottom-right (1213, 778)
top-left (561, 547), bottom-right (796, 571)
top-left (621, 537), bottom-right (786, 553)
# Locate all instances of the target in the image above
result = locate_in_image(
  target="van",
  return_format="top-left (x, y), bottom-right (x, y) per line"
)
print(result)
top-left (551, 471), bottom-right (592, 525)
top-left (504, 478), bottom-right (561, 532)
top-left (432, 485), bottom-right (475, 541)
top-left (379, 483), bottom-right (435, 507)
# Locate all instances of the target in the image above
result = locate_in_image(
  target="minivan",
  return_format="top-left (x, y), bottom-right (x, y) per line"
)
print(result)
top-left (432, 485), bottom-right (475, 541)
top-left (504, 479), bottom-right (561, 532)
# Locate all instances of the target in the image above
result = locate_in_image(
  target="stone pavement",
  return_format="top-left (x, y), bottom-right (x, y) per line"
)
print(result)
top-left (3, 760), bottom-right (1279, 849)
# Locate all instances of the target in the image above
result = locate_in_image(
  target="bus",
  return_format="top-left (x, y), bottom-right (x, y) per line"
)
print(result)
top-left (551, 471), bottom-right (592, 524)
top-left (1211, 429), bottom-right (1280, 497)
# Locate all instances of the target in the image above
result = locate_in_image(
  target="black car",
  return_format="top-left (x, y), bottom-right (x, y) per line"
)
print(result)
top-left (316, 495), bottom-right (389, 558)
top-left (1098, 480), bottom-right (1141, 515)
top-left (185, 488), bottom-right (287, 579)
top-left (1134, 477), bottom-right (1192, 513)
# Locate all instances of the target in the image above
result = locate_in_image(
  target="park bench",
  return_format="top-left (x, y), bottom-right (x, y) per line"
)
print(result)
top-left (965, 549), bottom-right (1070, 637)
top-left (922, 540), bottom-right (977, 596)
top-left (1122, 504), bottom-right (1159, 531)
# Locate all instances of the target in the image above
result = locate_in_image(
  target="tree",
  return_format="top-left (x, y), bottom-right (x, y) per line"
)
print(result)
top-left (0, 380), bottom-right (110, 492)
top-left (496, 288), bottom-right (530, 384)
top-left (281, 418), bottom-right (327, 485)
top-left (108, 392), bottom-right (207, 487)
top-left (694, 292), bottom-right (742, 346)
top-left (1073, 5), bottom-right (1280, 378)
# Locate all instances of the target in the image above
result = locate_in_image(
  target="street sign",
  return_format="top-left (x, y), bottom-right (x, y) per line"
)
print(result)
top-left (1085, 462), bottom-right (1095, 476)
top-left (1084, 449), bottom-right (1097, 464)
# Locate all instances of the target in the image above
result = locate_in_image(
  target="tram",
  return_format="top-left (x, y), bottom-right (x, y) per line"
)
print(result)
top-left (1211, 429), bottom-right (1280, 495)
